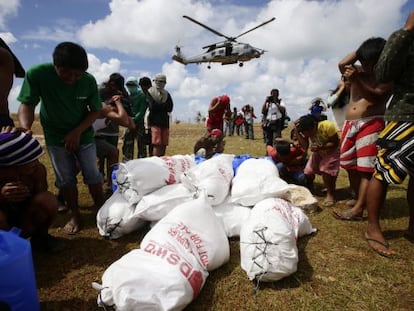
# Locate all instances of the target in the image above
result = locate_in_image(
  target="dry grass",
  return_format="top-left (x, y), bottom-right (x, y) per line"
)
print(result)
top-left (25, 120), bottom-right (414, 311)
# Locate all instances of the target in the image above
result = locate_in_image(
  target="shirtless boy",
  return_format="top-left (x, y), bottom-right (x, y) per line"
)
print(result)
top-left (333, 37), bottom-right (393, 221)
top-left (0, 38), bottom-right (25, 127)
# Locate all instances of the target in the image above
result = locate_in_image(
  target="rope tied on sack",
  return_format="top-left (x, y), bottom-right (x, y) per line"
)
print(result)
top-left (240, 226), bottom-right (279, 293)
top-left (103, 217), bottom-right (122, 240)
top-left (92, 282), bottom-right (114, 310)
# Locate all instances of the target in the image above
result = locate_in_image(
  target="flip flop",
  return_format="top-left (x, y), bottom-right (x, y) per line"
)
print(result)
top-left (63, 219), bottom-right (81, 235)
top-left (332, 209), bottom-right (364, 221)
top-left (346, 199), bottom-right (356, 207)
top-left (322, 199), bottom-right (336, 207)
top-left (364, 232), bottom-right (395, 258)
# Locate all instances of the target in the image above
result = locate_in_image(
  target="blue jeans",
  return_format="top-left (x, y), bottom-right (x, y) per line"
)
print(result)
top-left (276, 162), bottom-right (307, 186)
top-left (47, 143), bottom-right (103, 188)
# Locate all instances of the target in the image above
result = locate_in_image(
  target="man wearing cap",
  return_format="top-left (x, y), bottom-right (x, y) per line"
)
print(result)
top-left (193, 128), bottom-right (225, 159)
top-left (147, 73), bottom-right (173, 156)
top-left (206, 94), bottom-right (231, 132)
top-left (0, 127), bottom-right (62, 252)
top-left (123, 76), bottom-right (148, 160)
top-left (0, 38), bottom-right (25, 127)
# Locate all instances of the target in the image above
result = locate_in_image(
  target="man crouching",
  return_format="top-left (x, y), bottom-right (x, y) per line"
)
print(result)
top-left (0, 127), bottom-right (63, 253)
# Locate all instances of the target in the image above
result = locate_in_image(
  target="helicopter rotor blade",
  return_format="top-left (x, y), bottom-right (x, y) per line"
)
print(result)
top-left (235, 17), bottom-right (276, 39)
top-left (183, 15), bottom-right (232, 41)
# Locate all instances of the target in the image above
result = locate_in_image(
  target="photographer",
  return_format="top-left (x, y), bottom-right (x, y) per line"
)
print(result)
top-left (261, 88), bottom-right (286, 146)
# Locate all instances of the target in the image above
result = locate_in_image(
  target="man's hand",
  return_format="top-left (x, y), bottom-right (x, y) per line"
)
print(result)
top-left (343, 64), bottom-right (357, 82)
top-left (64, 129), bottom-right (81, 152)
top-left (1, 181), bottom-right (31, 202)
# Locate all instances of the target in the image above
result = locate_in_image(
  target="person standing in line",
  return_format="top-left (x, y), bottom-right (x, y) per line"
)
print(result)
top-left (17, 41), bottom-right (104, 235)
top-left (262, 88), bottom-right (286, 145)
top-left (138, 76), bottom-right (153, 156)
top-left (122, 76), bottom-right (148, 160)
top-left (0, 38), bottom-right (25, 127)
top-left (223, 110), bottom-right (233, 137)
top-left (333, 37), bottom-right (393, 222)
top-left (234, 110), bottom-right (244, 136)
top-left (206, 94), bottom-right (230, 132)
top-left (365, 11), bottom-right (414, 257)
top-left (147, 74), bottom-right (173, 157)
top-left (230, 107), bottom-right (237, 136)
top-left (241, 104), bottom-right (256, 139)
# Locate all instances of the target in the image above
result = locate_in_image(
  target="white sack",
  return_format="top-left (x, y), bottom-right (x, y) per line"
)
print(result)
top-left (116, 157), bottom-right (169, 204)
top-left (96, 192), bottom-right (147, 240)
top-left (240, 198), bottom-right (299, 282)
top-left (213, 197), bottom-right (252, 238)
top-left (141, 195), bottom-right (230, 272)
top-left (116, 155), bottom-right (195, 204)
top-left (97, 246), bottom-right (208, 311)
top-left (134, 183), bottom-right (195, 221)
top-left (231, 158), bottom-right (289, 206)
top-left (181, 154), bottom-right (234, 206)
top-left (161, 155), bottom-right (195, 184)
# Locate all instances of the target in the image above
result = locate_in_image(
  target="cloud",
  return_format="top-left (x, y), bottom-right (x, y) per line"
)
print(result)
top-left (87, 53), bottom-right (122, 84)
top-left (0, 0), bottom-right (19, 30)
top-left (4, 0), bottom-right (411, 124)
top-left (78, 0), bottom-right (214, 58)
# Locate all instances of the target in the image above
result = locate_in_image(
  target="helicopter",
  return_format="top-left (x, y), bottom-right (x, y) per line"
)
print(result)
top-left (172, 15), bottom-right (275, 69)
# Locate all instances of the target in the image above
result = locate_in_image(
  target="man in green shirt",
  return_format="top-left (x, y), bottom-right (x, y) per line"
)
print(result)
top-left (365, 10), bottom-right (414, 257)
top-left (17, 42), bottom-right (104, 234)
top-left (123, 76), bottom-right (148, 160)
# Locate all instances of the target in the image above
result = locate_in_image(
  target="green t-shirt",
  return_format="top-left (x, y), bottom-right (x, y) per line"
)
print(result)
top-left (17, 63), bottom-right (101, 146)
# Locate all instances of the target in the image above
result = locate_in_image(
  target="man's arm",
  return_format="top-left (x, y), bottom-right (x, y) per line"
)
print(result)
top-left (352, 75), bottom-right (393, 98)
top-left (18, 104), bottom-right (36, 133)
top-left (0, 48), bottom-right (14, 114)
top-left (339, 51), bottom-right (358, 74)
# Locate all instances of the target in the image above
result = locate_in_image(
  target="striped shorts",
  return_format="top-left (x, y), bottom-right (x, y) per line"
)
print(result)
top-left (374, 121), bottom-right (414, 184)
top-left (340, 117), bottom-right (385, 173)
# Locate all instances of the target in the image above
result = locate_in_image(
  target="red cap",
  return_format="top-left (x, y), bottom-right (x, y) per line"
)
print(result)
top-left (220, 95), bottom-right (230, 105)
top-left (210, 129), bottom-right (223, 138)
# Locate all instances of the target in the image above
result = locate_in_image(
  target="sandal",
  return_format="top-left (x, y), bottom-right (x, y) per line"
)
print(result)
top-left (322, 199), bottom-right (336, 207)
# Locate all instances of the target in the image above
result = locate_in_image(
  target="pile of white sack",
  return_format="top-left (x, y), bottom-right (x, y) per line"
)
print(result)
top-left (94, 154), bottom-right (317, 311)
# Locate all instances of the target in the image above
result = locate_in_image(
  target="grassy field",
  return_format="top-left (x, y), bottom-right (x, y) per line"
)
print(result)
top-left (26, 121), bottom-right (413, 311)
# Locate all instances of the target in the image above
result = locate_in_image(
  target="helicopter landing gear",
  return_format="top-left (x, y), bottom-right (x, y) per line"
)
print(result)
top-left (239, 62), bottom-right (244, 67)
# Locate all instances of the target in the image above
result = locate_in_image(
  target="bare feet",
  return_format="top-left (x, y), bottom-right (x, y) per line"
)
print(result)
top-left (365, 232), bottom-right (395, 258)
top-left (64, 214), bottom-right (81, 235)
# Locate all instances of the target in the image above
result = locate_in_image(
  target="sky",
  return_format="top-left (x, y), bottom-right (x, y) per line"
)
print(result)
top-left (1, 0), bottom-right (413, 123)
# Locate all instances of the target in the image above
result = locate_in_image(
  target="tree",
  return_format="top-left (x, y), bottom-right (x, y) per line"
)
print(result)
top-left (195, 111), bottom-right (205, 123)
